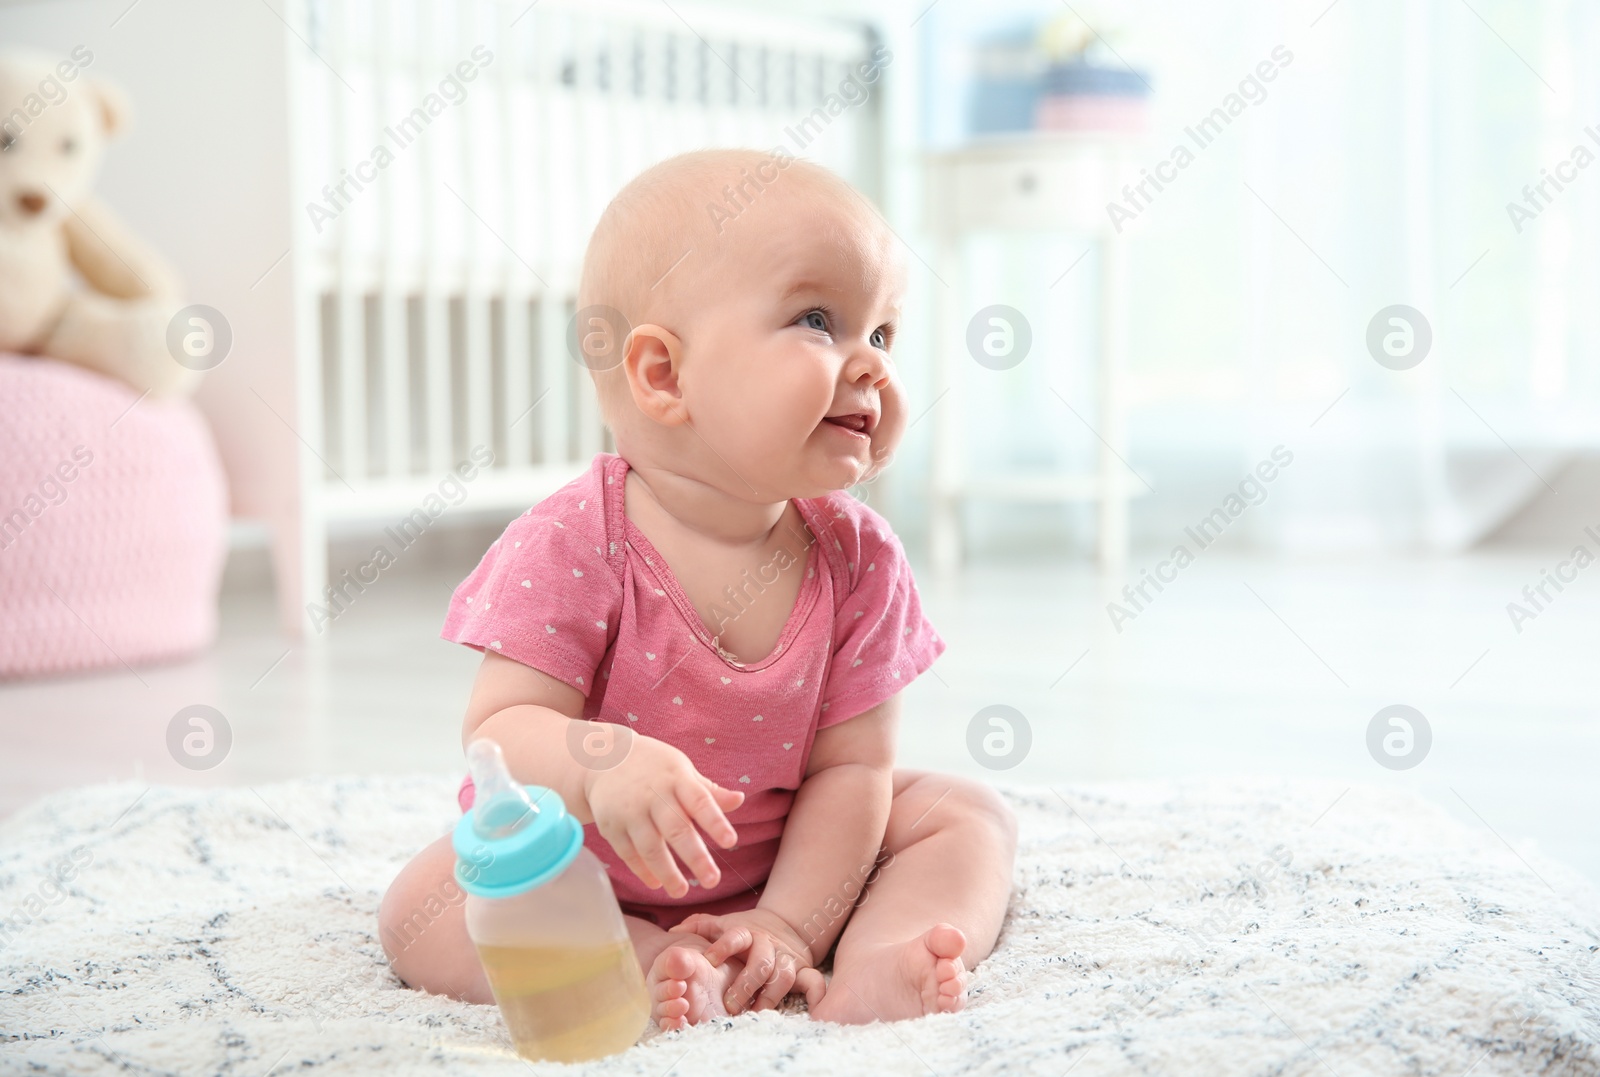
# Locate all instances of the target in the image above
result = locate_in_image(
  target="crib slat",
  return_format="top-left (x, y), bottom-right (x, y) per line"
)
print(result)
top-left (499, 21), bottom-right (533, 469)
top-left (539, 291), bottom-right (569, 464)
top-left (336, 288), bottom-right (368, 480)
top-left (377, 9), bottom-right (410, 478)
top-left (464, 290), bottom-right (493, 459)
top-left (326, 0), bottom-right (364, 481)
top-left (501, 293), bottom-right (531, 467)
top-left (412, 0), bottom-right (451, 473)
top-left (534, 12), bottom-right (569, 467)
top-left (375, 291), bottom-right (404, 476)
top-left (455, 4), bottom-right (493, 464)
top-left (422, 293), bottom-right (450, 472)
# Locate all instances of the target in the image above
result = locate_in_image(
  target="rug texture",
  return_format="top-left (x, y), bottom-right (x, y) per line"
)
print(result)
top-left (1, 775), bottom-right (1597, 1076)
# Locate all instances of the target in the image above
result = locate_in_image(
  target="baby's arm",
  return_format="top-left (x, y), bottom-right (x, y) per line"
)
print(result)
top-left (465, 651), bottom-right (745, 892)
top-left (679, 694), bottom-right (899, 1011)
top-left (760, 694), bottom-right (898, 958)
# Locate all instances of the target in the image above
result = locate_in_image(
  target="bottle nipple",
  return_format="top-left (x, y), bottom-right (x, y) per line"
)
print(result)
top-left (467, 738), bottom-right (540, 841)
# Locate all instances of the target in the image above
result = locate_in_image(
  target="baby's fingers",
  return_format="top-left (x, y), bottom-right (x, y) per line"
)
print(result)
top-left (752, 958), bottom-right (798, 1013)
top-left (670, 912), bottom-right (723, 940)
top-left (629, 824), bottom-right (688, 897)
top-left (794, 967), bottom-right (826, 1010)
top-left (707, 781), bottom-right (745, 810)
top-left (605, 830), bottom-right (662, 891)
top-left (702, 924), bottom-right (753, 967)
top-left (724, 935), bottom-right (776, 1014)
top-left (681, 777), bottom-right (741, 849)
top-left (652, 799), bottom-right (721, 890)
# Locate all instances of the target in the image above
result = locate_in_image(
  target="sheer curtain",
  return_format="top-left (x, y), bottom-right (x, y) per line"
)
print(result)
top-left (911, 0), bottom-right (1600, 555)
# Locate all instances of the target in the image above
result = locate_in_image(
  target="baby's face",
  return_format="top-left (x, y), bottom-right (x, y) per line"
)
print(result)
top-left (675, 192), bottom-right (907, 501)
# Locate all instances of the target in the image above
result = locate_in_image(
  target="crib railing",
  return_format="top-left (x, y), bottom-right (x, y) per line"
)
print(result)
top-left (280, 0), bottom-right (883, 632)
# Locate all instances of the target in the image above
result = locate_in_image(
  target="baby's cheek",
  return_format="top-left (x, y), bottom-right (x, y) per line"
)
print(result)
top-left (872, 380), bottom-right (909, 460)
top-left (735, 383), bottom-right (813, 449)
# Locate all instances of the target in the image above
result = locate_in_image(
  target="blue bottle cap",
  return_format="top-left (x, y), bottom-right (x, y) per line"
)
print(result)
top-left (452, 739), bottom-right (584, 898)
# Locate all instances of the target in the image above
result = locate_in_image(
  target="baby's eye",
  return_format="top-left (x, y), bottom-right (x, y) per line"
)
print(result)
top-left (800, 310), bottom-right (828, 333)
top-left (870, 327), bottom-right (888, 349)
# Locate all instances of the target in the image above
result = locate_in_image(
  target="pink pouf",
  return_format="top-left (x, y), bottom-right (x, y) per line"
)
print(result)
top-left (0, 355), bottom-right (228, 678)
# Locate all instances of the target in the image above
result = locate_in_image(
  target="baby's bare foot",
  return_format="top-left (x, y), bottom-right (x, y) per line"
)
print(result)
top-left (646, 931), bottom-right (746, 1032)
top-left (809, 923), bottom-right (970, 1025)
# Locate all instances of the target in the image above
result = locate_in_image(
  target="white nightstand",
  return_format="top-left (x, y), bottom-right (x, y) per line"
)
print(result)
top-left (923, 133), bottom-right (1142, 573)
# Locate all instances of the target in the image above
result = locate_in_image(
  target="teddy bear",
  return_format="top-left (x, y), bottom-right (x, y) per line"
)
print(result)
top-left (0, 48), bottom-right (196, 397)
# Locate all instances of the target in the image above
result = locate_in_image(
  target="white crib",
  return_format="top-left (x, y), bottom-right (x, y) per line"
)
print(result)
top-left (278, 0), bottom-right (885, 635)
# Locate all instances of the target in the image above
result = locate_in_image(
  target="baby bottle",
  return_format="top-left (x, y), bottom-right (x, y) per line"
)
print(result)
top-left (453, 738), bottom-right (651, 1062)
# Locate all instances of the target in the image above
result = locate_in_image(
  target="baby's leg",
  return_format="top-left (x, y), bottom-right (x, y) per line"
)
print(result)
top-left (379, 833), bottom-right (745, 1029)
top-left (808, 770), bottom-right (1017, 1024)
top-left (379, 832), bottom-right (494, 1002)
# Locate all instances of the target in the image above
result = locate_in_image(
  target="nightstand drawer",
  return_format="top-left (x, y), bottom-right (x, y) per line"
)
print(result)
top-left (925, 138), bottom-right (1137, 234)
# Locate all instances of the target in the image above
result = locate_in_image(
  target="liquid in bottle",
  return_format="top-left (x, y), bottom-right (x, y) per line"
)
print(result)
top-left (453, 739), bottom-right (651, 1062)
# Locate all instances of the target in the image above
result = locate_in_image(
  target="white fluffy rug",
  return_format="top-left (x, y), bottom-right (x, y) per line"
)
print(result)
top-left (2, 775), bottom-right (1598, 1076)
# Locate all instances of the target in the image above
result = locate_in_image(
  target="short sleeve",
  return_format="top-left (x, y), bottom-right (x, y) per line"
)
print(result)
top-left (818, 529), bottom-right (945, 728)
top-left (440, 489), bottom-right (621, 695)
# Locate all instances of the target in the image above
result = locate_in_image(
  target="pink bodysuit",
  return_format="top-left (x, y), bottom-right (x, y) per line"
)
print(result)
top-left (441, 451), bottom-right (945, 929)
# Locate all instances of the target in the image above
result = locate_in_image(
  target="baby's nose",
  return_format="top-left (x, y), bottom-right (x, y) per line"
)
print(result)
top-left (16, 191), bottom-right (47, 216)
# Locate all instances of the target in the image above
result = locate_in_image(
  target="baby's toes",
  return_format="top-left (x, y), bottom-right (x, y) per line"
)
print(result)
top-left (648, 947), bottom-right (700, 1030)
top-left (924, 923), bottom-right (967, 961)
top-left (933, 956), bottom-right (968, 1012)
top-left (651, 974), bottom-right (691, 1030)
top-left (651, 945), bottom-right (701, 986)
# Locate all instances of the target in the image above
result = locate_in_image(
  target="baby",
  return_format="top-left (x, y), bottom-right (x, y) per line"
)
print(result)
top-left (379, 148), bottom-right (1017, 1029)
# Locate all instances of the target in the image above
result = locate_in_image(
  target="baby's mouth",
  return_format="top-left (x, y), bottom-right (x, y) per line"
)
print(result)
top-left (821, 414), bottom-right (872, 444)
top-left (823, 413), bottom-right (870, 434)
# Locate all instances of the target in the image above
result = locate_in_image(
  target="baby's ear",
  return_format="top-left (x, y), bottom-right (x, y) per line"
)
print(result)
top-left (624, 324), bottom-right (688, 425)
top-left (88, 79), bottom-right (132, 138)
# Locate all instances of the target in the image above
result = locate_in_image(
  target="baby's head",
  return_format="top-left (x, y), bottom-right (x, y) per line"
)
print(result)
top-left (577, 148), bottom-right (906, 502)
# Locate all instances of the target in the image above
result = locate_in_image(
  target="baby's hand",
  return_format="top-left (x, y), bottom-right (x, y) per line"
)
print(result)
top-left (581, 727), bottom-right (744, 897)
top-left (671, 908), bottom-right (825, 1014)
